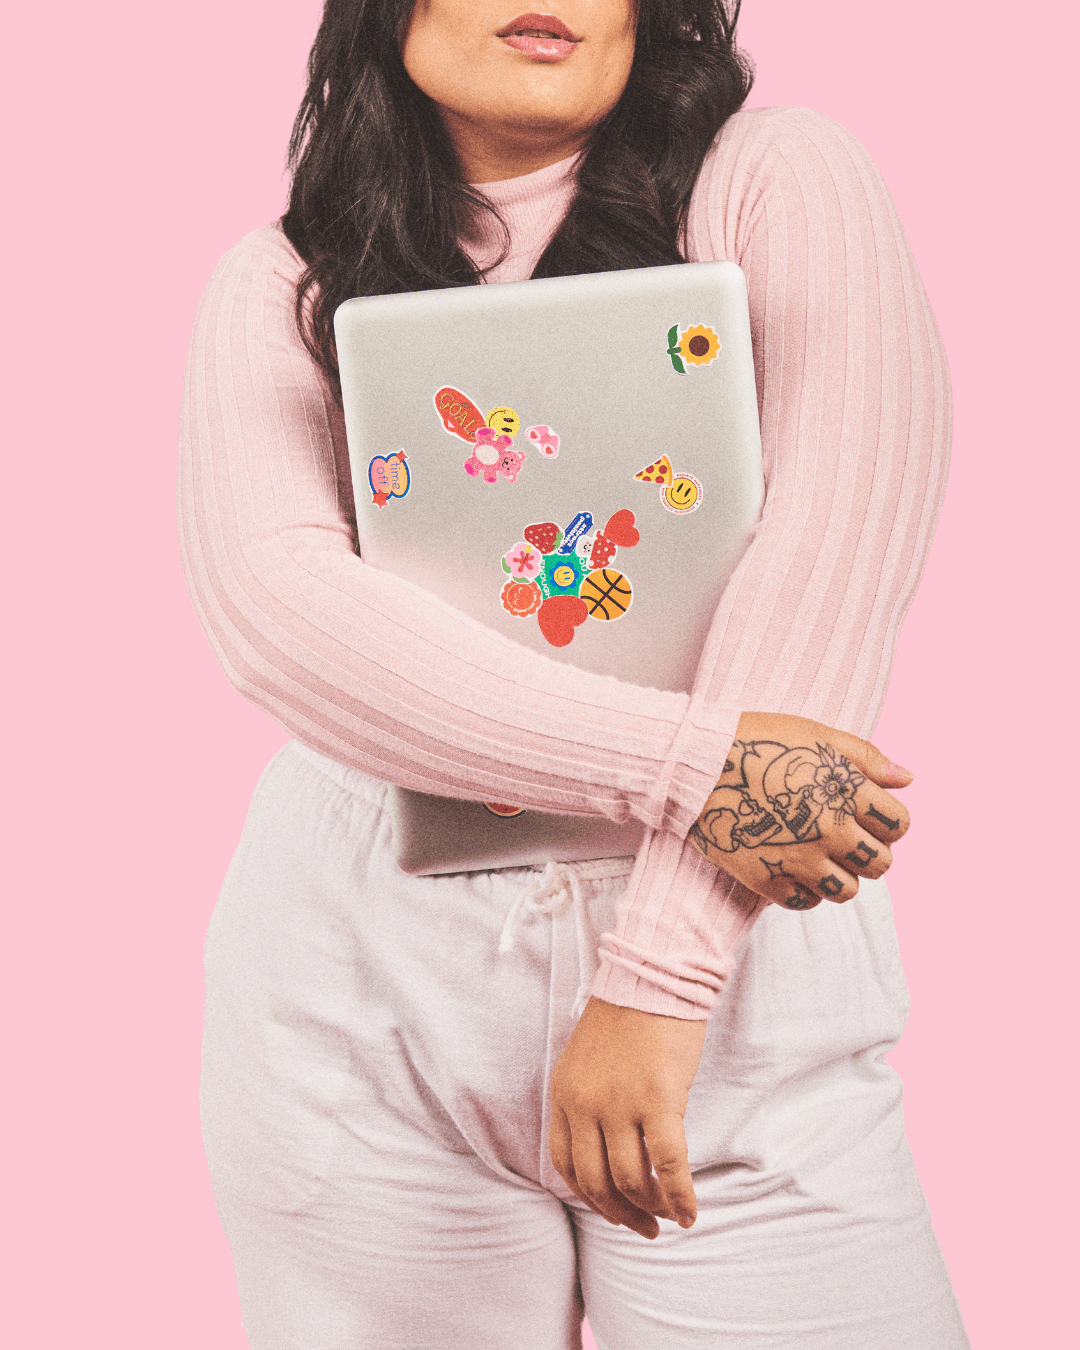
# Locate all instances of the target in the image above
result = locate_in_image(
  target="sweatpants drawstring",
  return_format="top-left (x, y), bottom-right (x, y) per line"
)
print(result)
top-left (499, 858), bottom-right (634, 1018)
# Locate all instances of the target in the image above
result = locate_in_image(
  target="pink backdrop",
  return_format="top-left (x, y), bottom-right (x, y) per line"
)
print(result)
top-left (6, 0), bottom-right (1075, 1344)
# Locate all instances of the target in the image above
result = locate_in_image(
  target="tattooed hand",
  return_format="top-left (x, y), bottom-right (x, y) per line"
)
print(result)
top-left (688, 712), bottom-right (913, 911)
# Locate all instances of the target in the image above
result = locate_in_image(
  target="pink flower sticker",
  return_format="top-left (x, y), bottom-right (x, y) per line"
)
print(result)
top-left (503, 541), bottom-right (541, 578)
top-left (525, 425), bottom-right (560, 458)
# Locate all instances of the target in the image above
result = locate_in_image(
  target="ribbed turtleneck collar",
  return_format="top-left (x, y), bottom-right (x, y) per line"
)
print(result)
top-left (463, 153), bottom-right (580, 285)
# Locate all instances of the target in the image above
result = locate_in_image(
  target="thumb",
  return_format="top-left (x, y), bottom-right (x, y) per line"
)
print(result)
top-left (836, 732), bottom-right (913, 789)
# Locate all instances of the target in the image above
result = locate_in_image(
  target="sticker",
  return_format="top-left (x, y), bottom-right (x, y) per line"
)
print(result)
top-left (525, 425), bottom-right (560, 459)
top-left (582, 509), bottom-right (640, 570)
top-left (637, 460), bottom-right (703, 515)
top-left (557, 511), bottom-right (593, 555)
top-left (664, 324), bottom-right (721, 374)
top-left (679, 325), bottom-right (721, 367)
top-left (434, 387), bottom-right (486, 442)
top-left (634, 456), bottom-right (673, 485)
top-left (537, 551), bottom-right (585, 599)
top-left (502, 541), bottom-right (542, 579)
top-left (483, 802), bottom-right (526, 818)
top-left (663, 474), bottom-right (703, 514)
top-left (368, 451), bottom-right (410, 508)
top-left (501, 579), bottom-right (543, 616)
top-left (523, 521), bottom-right (563, 554)
top-left (465, 427), bottom-right (526, 484)
top-left (500, 508), bottom-right (640, 647)
top-left (537, 594), bottom-right (589, 648)
top-left (580, 569), bottom-right (633, 621)
top-left (487, 406), bottom-right (521, 438)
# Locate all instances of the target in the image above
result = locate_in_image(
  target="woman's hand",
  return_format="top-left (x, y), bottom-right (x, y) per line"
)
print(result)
top-left (549, 998), bottom-right (705, 1239)
top-left (689, 711), bottom-right (914, 910)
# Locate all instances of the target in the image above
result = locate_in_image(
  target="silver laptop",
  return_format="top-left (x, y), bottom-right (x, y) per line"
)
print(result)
top-left (335, 262), bottom-right (763, 874)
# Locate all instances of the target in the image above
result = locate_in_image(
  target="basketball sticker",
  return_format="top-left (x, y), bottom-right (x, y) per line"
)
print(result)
top-left (580, 569), bottom-right (633, 620)
top-left (368, 451), bottom-right (410, 508)
top-left (665, 323), bottom-right (721, 375)
top-left (498, 508), bottom-right (640, 648)
top-left (635, 458), bottom-right (703, 515)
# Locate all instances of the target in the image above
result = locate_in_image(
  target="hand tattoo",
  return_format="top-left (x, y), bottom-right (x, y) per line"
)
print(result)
top-left (690, 740), bottom-right (865, 857)
top-left (845, 841), bottom-right (879, 868)
top-left (866, 803), bottom-right (900, 832)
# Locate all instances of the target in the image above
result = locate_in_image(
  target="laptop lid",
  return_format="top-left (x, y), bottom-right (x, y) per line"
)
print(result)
top-left (335, 262), bottom-right (763, 873)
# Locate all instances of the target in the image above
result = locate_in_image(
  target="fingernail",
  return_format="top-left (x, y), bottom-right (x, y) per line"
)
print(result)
top-left (886, 760), bottom-right (913, 781)
top-left (678, 1215), bottom-right (695, 1229)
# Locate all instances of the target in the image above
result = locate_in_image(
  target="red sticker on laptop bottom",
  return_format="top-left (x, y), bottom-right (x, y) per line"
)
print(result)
top-left (482, 802), bottom-right (526, 818)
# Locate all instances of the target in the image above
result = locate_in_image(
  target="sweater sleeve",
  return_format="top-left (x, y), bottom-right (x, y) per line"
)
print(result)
top-left (179, 227), bottom-right (741, 835)
top-left (589, 108), bottom-right (952, 1017)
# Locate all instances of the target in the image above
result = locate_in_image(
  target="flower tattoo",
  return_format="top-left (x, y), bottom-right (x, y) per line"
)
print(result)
top-left (811, 744), bottom-right (863, 823)
top-left (688, 740), bottom-right (866, 857)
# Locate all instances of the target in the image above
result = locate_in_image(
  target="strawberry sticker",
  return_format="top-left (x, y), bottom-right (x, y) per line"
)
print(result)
top-left (523, 521), bottom-right (563, 555)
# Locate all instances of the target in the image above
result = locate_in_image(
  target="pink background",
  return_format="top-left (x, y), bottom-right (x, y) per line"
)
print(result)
top-left (6, 0), bottom-right (1075, 1344)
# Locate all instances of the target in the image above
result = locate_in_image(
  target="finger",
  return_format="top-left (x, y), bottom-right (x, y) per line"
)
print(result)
top-left (550, 1107), bottom-right (593, 1207)
top-left (642, 1110), bottom-right (697, 1229)
top-left (604, 1126), bottom-right (678, 1222)
top-left (828, 829), bottom-right (893, 880)
top-left (831, 731), bottom-right (914, 790)
top-left (551, 1108), bottom-right (612, 1220)
top-left (755, 857), bottom-right (860, 906)
top-left (854, 782), bottom-right (911, 844)
top-left (571, 1119), bottom-right (660, 1238)
top-left (772, 880), bottom-right (823, 911)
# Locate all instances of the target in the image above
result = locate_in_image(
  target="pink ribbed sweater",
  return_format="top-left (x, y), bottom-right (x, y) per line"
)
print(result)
top-left (179, 107), bottom-right (950, 1020)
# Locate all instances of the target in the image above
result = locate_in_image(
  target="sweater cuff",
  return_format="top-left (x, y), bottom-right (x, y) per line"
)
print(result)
top-left (650, 701), bottom-right (741, 835)
top-left (589, 830), bottom-right (766, 1019)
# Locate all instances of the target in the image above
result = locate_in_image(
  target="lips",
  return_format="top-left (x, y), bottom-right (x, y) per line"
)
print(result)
top-left (498, 12), bottom-right (581, 61)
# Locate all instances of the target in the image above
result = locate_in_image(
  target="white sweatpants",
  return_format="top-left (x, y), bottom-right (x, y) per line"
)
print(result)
top-left (202, 742), bottom-right (969, 1350)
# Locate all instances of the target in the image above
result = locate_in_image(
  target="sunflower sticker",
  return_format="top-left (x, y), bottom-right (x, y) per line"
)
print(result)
top-left (665, 324), bottom-right (722, 374)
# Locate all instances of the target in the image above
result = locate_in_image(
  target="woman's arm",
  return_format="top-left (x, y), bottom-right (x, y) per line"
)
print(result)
top-left (179, 225), bottom-right (742, 833)
top-left (552, 107), bottom-right (951, 1235)
top-left (587, 106), bottom-right (951, 1020)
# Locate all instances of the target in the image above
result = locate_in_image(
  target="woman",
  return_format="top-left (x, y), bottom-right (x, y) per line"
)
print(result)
top-left (180, 0), bottom-right (968, 1345)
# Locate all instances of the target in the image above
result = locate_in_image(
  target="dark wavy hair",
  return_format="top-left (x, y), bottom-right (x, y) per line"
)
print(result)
top-left (282, 1), bottom-right (754, 395)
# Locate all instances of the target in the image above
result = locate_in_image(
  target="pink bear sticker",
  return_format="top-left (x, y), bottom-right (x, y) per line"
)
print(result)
top-left (525, 425), bottom-right (560, 459)
top-left (464, 426), bottom-right (527, 484)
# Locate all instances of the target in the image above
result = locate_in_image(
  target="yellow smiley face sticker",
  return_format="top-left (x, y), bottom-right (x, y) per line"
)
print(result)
top-left (662, 474), bottom-right (703, 514)
top-left (487, 406), bottom-right (520, 438)
top-left (552, 564), bottom-right (576, 588)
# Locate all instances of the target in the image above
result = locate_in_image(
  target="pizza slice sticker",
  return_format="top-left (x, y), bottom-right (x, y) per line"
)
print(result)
top-left (634, 455), bottom-right (673, 485)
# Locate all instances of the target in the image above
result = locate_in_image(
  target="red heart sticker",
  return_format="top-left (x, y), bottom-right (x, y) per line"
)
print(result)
top-left (602, 509), bottom-right (640, 549)
top-left (537, 595), bottom-right (589, 648)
